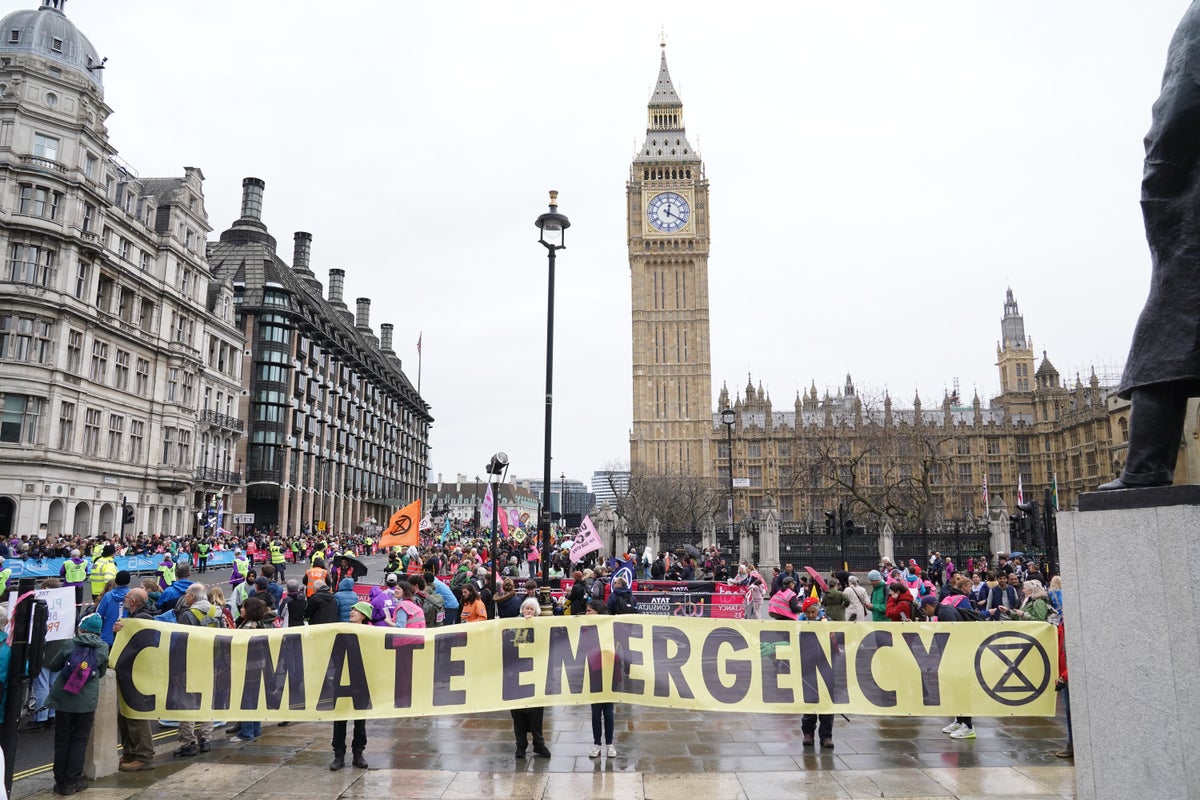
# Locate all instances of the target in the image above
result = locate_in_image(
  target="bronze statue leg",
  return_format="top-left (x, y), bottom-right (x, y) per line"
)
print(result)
top-left (1099, 385), bottom-right (1188, 490)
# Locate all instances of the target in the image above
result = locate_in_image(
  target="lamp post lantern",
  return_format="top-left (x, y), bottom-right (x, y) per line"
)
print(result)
top-left (486, 452), bottom-right (509, 591)
top-left (535, 191), bottom-right (570, 582)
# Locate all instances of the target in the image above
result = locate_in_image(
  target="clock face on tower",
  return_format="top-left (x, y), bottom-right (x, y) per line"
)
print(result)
top-left (646, 192), bottom-right (691, 233)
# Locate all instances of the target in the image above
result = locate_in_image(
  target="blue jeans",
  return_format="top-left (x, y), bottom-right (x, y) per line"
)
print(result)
top-left (238, 721), bottom-right (261, 740)
top-left (33, 667), bottom-right (58, 721)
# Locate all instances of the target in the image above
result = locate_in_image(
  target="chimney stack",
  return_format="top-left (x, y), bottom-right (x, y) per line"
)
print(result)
top-left (240, 177), bottom-right (265, 220)
top-left (328, 268), bottom-right (346, 306)
top-left (355, 298), bottom-right (371, 330)
top-left (293, 232), bottom-right (313, 275)
top-left (379, 323), bottom-right (394, 352)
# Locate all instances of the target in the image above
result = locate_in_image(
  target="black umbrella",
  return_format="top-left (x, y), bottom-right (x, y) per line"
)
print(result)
top-left (334, 555), bottom-right (368, 579)
top-left (682, 543), bottom-right (703, 559)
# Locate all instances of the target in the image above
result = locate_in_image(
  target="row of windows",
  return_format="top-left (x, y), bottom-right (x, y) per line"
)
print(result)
top-left (0, 314), bottom-right (52, 364)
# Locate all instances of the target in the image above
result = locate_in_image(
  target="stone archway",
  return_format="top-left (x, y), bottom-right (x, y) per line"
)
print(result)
top-left (0, 496), bottom-right (14, 540)
top-left (72, 502), bottom-right (91, 537)
top-left (97, 503), bottom-right (116, 538)
top-left (46, 498), bottom-right (65, 538)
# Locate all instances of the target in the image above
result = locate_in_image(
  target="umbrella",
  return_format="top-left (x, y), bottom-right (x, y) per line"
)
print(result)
top-left (682, 543), bottom-right (703, 559)
top-left (1009, 551), bottom-right (1026, 559)
top-left (334, 555), bottom-right (368, 579)
top-left (804, 566), bottom-right (829, 592)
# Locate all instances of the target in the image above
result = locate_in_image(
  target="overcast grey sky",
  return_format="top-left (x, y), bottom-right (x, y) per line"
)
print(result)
top-left (66, 0), bottom-right (1187, 486)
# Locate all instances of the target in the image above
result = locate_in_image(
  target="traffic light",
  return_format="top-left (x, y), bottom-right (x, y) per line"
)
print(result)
top-left (844, 518), bottom-right (855, 536)
top-left (122, 504), bottom-right (135, 525)
top-left (1016, 499), bottom-right (1038, 543)
top-left (824, 510), bottom-right (836, 535)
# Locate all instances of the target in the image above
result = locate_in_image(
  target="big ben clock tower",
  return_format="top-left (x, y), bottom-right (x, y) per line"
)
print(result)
top-left (628, 44), bottom-right (714, 478)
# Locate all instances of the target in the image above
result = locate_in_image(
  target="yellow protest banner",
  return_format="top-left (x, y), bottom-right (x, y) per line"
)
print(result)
top-left (111, 617), bottom-right (1057, 721)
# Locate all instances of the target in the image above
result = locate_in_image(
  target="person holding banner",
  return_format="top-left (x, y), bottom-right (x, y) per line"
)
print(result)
top-left (585, 599), bottom-right (619, 758)
top-left (798, 598), bottom-right (835, 749)
top-left (508, 598), bottom-right (552, 759)
top-left (329, 602), bottom-right (371, 770)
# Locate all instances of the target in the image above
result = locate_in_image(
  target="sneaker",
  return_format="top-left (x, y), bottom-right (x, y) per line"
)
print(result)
top-left (950, 726), bottom-right (976, 740)
top-left (588, 745), bottom-right (601, 758)
top-left (941, 721), bottom-right (962, 734)
top-left (606, 745), bottom-right (617, 758)
top-left (173, 743), bottom-right (198, 758)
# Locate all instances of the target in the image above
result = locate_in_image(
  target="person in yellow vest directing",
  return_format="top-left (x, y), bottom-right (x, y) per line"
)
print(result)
top-left (91, 544), bottom-right (118, 600)
top-left (269, 541), bottom-right (287, 581)
top-left (60, 549), bottom-right (89, 595)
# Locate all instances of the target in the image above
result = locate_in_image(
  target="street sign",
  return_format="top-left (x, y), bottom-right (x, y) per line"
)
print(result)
top-left (233, 513), bottom-right (255, 524)
top-left (732, 477), bottom-right (751, 488)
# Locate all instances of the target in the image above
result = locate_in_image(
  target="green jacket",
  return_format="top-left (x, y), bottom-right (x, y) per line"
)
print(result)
top-left (870, 583), bottom-right (888, 622)
top-left (822, 587), bottom-right (848, 621)
top-left (47, 633), bottom-right (109, 714)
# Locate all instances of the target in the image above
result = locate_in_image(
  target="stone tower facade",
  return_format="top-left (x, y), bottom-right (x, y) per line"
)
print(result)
top-left (627, 45), bottom-right (714, 478)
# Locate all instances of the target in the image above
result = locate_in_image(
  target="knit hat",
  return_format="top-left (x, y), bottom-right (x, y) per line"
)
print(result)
top-left (801, 596), bottom-right (821, 612)
top-left (115, 570), bottom-right (131, 586)
top-left (867, 570), bottom-right (883, 582)
top-left (351, 601), bottom-right (372, 618)
top-left (79, 614), bottom-right (102, 634)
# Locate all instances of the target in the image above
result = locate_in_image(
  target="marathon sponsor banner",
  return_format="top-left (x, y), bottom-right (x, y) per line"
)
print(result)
top-left (112, 616), bottom-right (1057, 721)
top-left (3, 551), bottom-right (237, 579)
top-left (634, 581), bottom-right (747, 619)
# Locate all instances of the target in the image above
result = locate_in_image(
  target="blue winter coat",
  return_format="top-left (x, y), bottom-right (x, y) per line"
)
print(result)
top-left (335, 578), bottom-right (358, 622)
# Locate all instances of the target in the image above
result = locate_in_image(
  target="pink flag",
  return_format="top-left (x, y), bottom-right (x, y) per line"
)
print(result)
top-left (499, 508), bottom-right (509, 537)
top-left (569, 515), bottom-right (603, 562)
top-left (481, 484), bottom-right (494, 524)
top-left (508, 508), bottom-right (521, 529)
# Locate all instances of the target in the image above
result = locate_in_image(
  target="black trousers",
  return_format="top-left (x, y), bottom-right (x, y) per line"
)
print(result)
top-left (510, 707), bottom-right (545, 750)
top-left (801, 713), bottom-right (832, 739)
top-left (331, 719), bottom-right (366, 755)
top-left (53, 710), bottom-right (95, 788)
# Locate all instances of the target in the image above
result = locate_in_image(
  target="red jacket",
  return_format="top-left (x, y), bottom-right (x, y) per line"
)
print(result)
top-left (885, 592), bottom-right (914, 622)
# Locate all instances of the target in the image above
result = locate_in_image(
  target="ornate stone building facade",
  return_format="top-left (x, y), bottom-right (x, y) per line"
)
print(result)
top-left (627, 45), bottom-right (714, 478)
top-left (714, 291), bottom-right (1117, 528)
top-left (0, 0), bottom-right (243, 539)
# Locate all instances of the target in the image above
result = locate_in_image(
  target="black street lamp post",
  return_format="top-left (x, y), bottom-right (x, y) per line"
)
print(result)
top-left (535, 191), bottom-right (570, 582)
top-left (721, 408), bottom-right (735, 544)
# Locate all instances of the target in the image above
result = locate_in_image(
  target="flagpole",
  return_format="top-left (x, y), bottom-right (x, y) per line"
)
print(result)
top-left (416, 332), bottom-right (423, 395)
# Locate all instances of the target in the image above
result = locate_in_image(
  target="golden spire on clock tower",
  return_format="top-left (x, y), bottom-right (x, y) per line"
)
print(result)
top-left (627, 44), bottom-right (714, 479)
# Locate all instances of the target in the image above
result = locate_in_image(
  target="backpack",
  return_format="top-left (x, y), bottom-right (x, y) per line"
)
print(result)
top-left (957, 606), bottom-right (986, 622)
top-left (62, 645), bottom-right (98, 694)
top-left (419, 591), bottom-right (445, 627)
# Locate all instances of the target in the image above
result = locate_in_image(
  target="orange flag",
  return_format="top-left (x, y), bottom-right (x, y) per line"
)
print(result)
top-left (379, 499), bottom-right (421, 549)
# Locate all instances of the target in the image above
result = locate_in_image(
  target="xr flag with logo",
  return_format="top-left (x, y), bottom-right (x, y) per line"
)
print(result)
top-left (380, 499), bottom-right (420, 548)
top-left (569, 515), bottom-right (603, 562)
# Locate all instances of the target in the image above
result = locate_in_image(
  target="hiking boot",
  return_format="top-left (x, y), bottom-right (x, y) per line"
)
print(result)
top-left (329, 753), bottom-right (345, 771)
top-left (802, 733), bottom-right (814, 746)
top-left (198, 739), bottom-right (210, 752)
top-left (532, 744), bottom-right (552, 758)
top-left (820, 738), bottom-right (834, 749)
top-left (118, 760), bottom-right (146, 772)
top-left (352, 751), bottom-right (368, 768)
top-left (514, 748), bottom-right (526, 758)
top-left (173, 743), bottom-right (198, 758)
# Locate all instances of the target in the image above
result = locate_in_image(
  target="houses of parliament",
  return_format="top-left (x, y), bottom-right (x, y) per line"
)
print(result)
top-left (626, 47), bottom-right (1191, 528)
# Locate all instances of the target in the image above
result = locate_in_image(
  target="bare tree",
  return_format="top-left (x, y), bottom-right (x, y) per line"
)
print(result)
top-left (790, 396), bottom-right (957, 531)
top-left (602, 460), bottom-right (720, 533)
